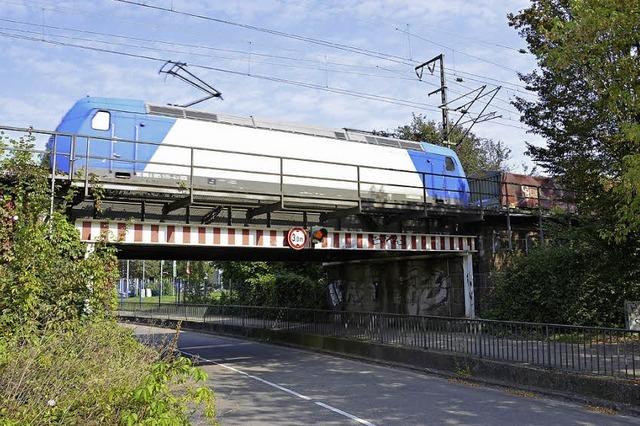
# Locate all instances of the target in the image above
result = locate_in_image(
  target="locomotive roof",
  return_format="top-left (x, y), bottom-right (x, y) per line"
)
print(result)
top-left (67, 97), bottom-right (456, 156)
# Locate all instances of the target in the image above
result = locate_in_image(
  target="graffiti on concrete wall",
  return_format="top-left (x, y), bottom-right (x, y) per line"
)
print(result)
top-left (326, 259), bottom-right (461, 316)
top-left (343, 280), bottom-right (378, 311)
top-left (405, 269), bottom-right (450, 316)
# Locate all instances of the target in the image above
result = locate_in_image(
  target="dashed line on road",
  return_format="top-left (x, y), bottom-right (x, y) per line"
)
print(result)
top-left (315, 401), bottom-right (376, 426)
top-left (180, 349), bottom-right (376, 426)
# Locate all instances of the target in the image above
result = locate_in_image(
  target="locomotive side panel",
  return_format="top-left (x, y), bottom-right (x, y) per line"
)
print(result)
top-left (145, 118), bottom-right (431, 203)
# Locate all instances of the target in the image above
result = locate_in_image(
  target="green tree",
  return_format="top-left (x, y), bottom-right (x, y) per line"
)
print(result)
top-left (214, 261), bottom-right (327, 308)
top-left (508, 0), bottom-right (640, 241)
top-left (391, 114), bottom-right (511, 175)
top-left (0, 134), bottom-right (217, 424)
top-left (485, 0), bottom-right (640, 327)
top-left (0, 134), bottom-right (118, 334)
top-left (487, 228), bottom-right (640, 326)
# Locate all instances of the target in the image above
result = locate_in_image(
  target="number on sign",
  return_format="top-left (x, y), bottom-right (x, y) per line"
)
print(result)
top-left (287, 227), bottom-right (308, 250)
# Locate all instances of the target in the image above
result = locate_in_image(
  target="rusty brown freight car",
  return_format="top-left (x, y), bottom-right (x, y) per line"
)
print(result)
top-left (468, 171), bottom-right (575, 211)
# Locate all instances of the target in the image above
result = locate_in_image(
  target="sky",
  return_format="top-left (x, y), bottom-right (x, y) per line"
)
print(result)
top-left (0, 0), bottom-right (542, 171)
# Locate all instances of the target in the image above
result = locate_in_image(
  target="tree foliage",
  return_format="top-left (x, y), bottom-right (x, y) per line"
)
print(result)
top-left (214, 261), bottom-right (327, 308)
top-left (509, 0), bottom-right (640, 241)
top-left (487, 227), bottom-right (640, 326)
top-left (0, 134), bottom-right (216, 424)
top-left (487, 1), bottom-right (640, 327)
top-left (391, 113), bottom-right (511, 175)
top-left (0, 134), bottom-right (118, 334)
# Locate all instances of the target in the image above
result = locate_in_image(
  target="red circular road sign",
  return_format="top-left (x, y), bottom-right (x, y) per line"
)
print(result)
top-left (287, 227), bottom-right (308, 250)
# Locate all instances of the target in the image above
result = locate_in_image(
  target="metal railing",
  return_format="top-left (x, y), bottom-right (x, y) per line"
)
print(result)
top-left (118, 302), bottom-right (639, 380)
top-left (1, 125), bottom-right (577, 213)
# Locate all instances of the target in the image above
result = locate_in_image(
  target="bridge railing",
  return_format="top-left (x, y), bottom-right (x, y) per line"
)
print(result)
top-left (1, 125), bottom-right (577, 213)
top-left (118, 302), bottom-right (639, 380)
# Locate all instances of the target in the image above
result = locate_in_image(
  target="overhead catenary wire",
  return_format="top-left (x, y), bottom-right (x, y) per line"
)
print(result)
top-left (6, 0), bottom-right (529, 55)
top-left (109, 0), bottom-right (540, 113)
top-left (395, 26), bottom-right (523, 74)
top-left (0, 29), bottom-right (530, 131)
top-left (288, 0), bottom-right (529, 55)
top-left (2, 0), bottom-right (537, 102)
top-left (0, 17), bottom-right (410, 76)
top-left (112, 0), bottom-right (537, 95)
top-left (0, 24), bottom-right (443, 87)
top-left (113, 0), bottom-right (415, 67)
top-left (0, 30), bottom-right (437, 111)
top-left (0, 24), bottom-right (527, 124)
top-left (0, 19), bottom-right (526, 117)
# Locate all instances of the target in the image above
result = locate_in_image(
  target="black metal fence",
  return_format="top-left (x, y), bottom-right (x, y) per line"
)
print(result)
top-left (118, 302), bottom-right (640, 380)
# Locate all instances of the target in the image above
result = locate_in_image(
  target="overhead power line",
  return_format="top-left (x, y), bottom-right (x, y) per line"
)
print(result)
top-left (110, 0), bottom-right (537, 106)
top-left (395, 27), bottom-right (523, 74)
top-left (0, 24), bottom-right (526, 123)
top-left (0, 30), bottom-right (437, 111)
top-left (113, 0), bottom-right (414, 67)
top-left (0, 17), bottom-right (406, 75)
top-left (2, 0), bottom-right (536, 101)
top-left (1, 16), bottom-right (529, 113)
top-left (411, 26), bottom-right (527, 54)
top-left (112, 0), bottom-right (536, 94)
top-left (0, 29), bottom-right (529, 130)
top-left (0, 24), bottom-right (441, 87)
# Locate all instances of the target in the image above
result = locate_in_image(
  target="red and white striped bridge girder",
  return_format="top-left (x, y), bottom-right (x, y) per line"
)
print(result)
top-left (77, 219), bottom-right (478, 318)
top-left (76, 220), bottom-right (477, 253)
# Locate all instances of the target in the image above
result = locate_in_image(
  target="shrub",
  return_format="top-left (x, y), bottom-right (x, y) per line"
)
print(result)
top-left (0, 320), bottom-right (215, 425)
top-left (0, 134), bottom-right (216, 424)
top-left (214, 261), bottom-right (327, 308)
top-left (486, 230), bottom-right (640, 327)
top-left (0, 134), bottom-right (118, 335)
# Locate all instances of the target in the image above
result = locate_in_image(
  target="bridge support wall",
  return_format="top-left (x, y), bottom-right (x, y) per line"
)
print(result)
top-left (325, 254), bottom-right (475, 318)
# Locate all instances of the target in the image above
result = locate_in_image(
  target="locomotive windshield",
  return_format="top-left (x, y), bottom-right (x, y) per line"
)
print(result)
top-left (445, 156), bottom-right (456, 172)
top-left (91, 110), bottom-right (111, 131)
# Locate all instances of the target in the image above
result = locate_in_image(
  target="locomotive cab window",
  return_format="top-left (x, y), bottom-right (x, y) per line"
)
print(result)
top-left (91, 110), bottom-right (110, 131)
top-left (445, 156), bottom-right (456, 172)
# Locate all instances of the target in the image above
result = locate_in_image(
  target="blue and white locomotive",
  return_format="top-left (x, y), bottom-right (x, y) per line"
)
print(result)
top-left (52, 97), bottom-right (470, 205)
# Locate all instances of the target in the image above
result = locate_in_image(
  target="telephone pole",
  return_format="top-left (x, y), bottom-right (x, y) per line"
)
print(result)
top-left (415, 54), bottom-right (451, 147)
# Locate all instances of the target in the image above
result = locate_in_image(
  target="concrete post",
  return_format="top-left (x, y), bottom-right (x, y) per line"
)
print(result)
top-left (462, 253), bottom-right (475, 319)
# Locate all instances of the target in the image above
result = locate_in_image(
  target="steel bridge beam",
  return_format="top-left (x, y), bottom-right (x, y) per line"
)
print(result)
top-left (162, 196), bottom-right (192, 216)
top-left (245, 201), bottom-right (282, 221)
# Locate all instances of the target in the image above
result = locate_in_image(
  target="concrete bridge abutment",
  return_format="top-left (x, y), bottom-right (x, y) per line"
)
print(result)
top-left (325, 253), bottom-right (475, 318)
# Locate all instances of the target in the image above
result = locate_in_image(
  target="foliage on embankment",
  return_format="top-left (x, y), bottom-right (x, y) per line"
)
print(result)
top-left (483, 1), bottom-right (640, 328)
top-left (486, 227), bottom-right (640, 327)
top-left (0, 134), bottom-right (215, 424)
top-left (0, 321), bottom-right (215, 425)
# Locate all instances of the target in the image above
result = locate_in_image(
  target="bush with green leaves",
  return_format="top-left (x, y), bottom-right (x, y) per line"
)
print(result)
top-left (0, 320), bottom-right (215, 425)
top-left (215, 261), bottom-right (327, 308)
top-left (0, 134), bottom-right (118, 334)
top-left (486, 228), bottom-right (640, 327)
top-left (0, 134), bottom-right (216, 424)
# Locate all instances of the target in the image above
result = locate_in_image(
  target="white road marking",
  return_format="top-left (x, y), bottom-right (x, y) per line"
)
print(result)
top-left (315, 401), bottom-right (376, 426)
top-left (180, 349), bottom-right (376, 425)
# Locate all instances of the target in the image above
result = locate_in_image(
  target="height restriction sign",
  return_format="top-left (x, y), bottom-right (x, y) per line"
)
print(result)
top-left (286, 227), bottom-right (308, 250)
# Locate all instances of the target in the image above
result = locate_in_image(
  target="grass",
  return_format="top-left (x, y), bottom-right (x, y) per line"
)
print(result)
top-left (124, 295), bottom-right (179, 304)
top-left (123, 291), bottom-right (224, 305)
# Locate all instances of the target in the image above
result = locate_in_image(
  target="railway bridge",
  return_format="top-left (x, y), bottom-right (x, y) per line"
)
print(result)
top-left (3, 124), bottom-right (575, 319)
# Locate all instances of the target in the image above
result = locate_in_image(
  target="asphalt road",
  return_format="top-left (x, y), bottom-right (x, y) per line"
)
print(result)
top-left (126, 323), bottom-right (640, 426)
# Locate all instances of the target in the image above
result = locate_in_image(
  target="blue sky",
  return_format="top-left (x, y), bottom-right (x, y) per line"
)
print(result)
top-left (0, 0), bottom-right (541, 170)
